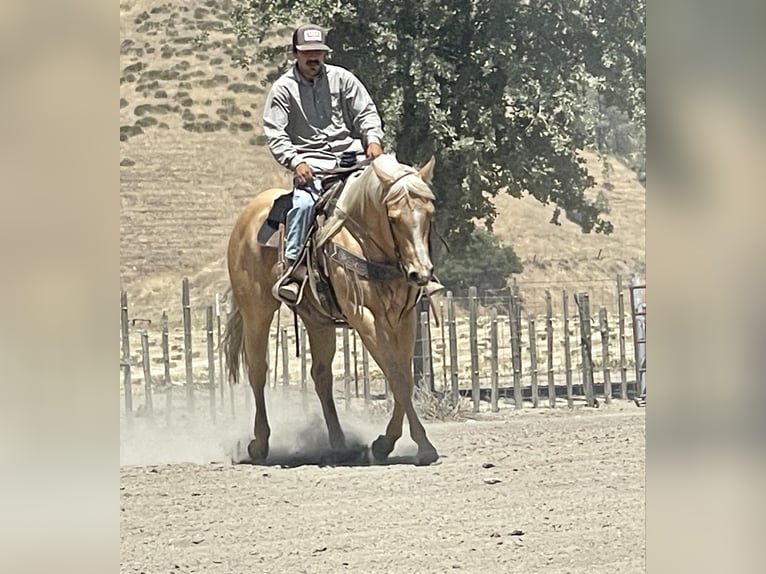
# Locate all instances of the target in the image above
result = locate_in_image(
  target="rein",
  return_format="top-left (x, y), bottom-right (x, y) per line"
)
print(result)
top-left (327, 169), bottom-right (419, 281)
top-left (330, 215), bottom-right (405, 280)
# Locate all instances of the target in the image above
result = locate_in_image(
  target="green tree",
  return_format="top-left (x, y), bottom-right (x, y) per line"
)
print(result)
top-left (437, 230), bottom-right (522, 294)
top-left (230, 0), bottom-right (644, 249)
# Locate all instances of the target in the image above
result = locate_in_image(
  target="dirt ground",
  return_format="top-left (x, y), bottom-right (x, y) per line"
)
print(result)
top-left (120, 396), bottom-right (644, 574)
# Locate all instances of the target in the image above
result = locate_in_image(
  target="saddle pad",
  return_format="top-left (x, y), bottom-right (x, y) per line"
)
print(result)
top-left (256, 192), bottom-right (293, 247)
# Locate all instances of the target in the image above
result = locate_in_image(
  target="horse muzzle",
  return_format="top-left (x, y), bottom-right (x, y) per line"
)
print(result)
top-left (406, 267), bottom-right (432, 287)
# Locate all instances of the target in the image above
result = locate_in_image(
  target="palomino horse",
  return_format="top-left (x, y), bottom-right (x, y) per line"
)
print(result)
top-left (224, 154), bottom-right (440, 465)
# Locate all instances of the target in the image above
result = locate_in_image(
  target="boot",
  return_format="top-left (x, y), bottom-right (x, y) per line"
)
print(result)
top-left (276, 258), bottom-right (305, 303)
top-left (278, 281), bottom-right (300, 303)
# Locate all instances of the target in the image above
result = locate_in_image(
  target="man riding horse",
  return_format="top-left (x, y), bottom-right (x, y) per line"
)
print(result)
top-left (262, 23), bottom-right (442, 303)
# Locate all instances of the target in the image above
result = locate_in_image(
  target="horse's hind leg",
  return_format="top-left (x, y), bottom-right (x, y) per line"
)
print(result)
top-left (305, 322), bottom-right (346, 450)
top-left (242, 306), bottom-right (278, 462)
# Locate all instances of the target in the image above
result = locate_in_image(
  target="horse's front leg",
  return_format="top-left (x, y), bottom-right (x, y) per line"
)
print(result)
top-left (371, 394), bottom-right (404, 461)
top-left (356, 310), bottom-right (439, 465)
top-left (305, 322), bottom-right (346, 450)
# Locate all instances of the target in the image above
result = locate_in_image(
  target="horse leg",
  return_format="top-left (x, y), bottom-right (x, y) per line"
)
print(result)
top-left (402, 392), bottom-right (439, 466)
top-left (242, 310), bottom-right (277, 462)
top-left (357, 313), bottom-right (439, 465)
top-left (371, 401), bottom-right (404, 461)
top-left (378, 362), bottom-right (438, 465)
top-left (306, 323), bottom-right (346, 450)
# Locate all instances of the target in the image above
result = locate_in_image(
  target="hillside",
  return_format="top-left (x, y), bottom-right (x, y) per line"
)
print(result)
top-left (120, 0), bottom-right (290, 313)
top-left (120, 0), bottom-right (645, 318)
top-left (490, 153), bottom-right (645, 314)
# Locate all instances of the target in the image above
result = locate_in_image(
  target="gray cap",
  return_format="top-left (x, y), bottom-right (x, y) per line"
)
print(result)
top-left (292, 23), bottom-right (331, 52)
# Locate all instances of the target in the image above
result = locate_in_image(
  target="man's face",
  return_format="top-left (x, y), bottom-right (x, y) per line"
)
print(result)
top-left (295, 49), bottom-right (327, 79)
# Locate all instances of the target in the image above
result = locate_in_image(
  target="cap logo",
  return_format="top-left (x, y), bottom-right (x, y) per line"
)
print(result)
top-left (303, 29), bottom-right (323, 42)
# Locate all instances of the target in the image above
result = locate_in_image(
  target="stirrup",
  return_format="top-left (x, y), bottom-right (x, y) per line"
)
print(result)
top-left (277, 281), bottom-right (300, 303)
top-left (272, 276), bottom-right (304, 305)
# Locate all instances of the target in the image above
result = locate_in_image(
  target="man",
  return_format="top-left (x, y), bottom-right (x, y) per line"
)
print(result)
top-left (262, 23), bottom-right (384, 303)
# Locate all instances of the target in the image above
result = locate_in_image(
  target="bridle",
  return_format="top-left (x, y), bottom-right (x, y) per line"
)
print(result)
top-left (338, 170), bottom-right (431, 279)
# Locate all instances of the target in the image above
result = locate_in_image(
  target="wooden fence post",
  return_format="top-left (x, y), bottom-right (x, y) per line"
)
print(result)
top-left (440, 300), bottom-right (447, 393)
top-left (563, 290), bottom-right (574, 408)
top-left (469, 286), bottom-right (480, 412)
top-left (120, 290), bottom-right (133, 423)
top-left (599, 307), bottom-right (612, 405)
top-left (141, 330), bottom-right (153, 418)
top-left (490, 308), bottom-right (499, 412)
top-left (447, 291), bottom-right (459, 407)
top-left (272, 308), bottom-right (280, 388)
top-left (281, 327), bottom-right (290, 387)
top-left (362, 344), bottom-right (370, 406)
top-left (420, 311), bottom-right (433, 392)
top-left (300, 320), bottom-right (307, 393)
top-left (509, 293), bottom-right (523, 409)
top-left (161, 311), bottom-right (171, 386)
top-left (528, 317), bottom-right (539, 408)
top-left (182, 278), bottom-right (194, 413)
top-left (160, 311), bottom-right (171, 425)
top-left (617, 275), bottom-right (628, 399)
top-left (343, 327), bottom-right (351, 410)
top-left (228, 296), bottom-right (237, 419)
top-left (545, 290), bottom-right (556, 408)
top-left (353, 330), bottom-right (359, 398)
top-left (206, 305), bottom-right (217, 422)
top-left (215, 294), bottom-right (225, 409)
top-left (630, 275), bottom-right (647, 396)
top-left (575, 293), bottom-right (596, 407)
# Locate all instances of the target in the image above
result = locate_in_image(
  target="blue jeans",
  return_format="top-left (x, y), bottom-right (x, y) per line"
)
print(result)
top-left (285, 178), bottom-right (323, 261)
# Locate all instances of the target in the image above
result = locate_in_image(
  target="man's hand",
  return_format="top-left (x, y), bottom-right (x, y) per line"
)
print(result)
top-left (294, 162), bottom-right (315, 184)
top-left (366, 142), bottom-right (383, 159)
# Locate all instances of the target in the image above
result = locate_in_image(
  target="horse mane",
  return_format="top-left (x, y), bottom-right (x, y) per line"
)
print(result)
top-left (315, 155), bottom-right (434, 246)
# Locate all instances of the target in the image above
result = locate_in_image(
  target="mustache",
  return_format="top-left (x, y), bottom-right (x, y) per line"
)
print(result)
top-left (307, 60), bottom-right (320, 66)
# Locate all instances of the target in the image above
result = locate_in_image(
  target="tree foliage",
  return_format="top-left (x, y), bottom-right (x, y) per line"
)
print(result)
top-left (229, 0), bottom-right (645, 246)
top-left (437, 229), bottom-right (523, 294)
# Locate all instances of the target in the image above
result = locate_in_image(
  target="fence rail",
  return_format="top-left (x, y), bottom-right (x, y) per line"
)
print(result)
top-left (119, 274), bottom-right (647, 423)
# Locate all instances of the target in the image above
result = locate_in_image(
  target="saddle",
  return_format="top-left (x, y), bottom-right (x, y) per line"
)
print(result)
top-left (256, 159), bottom-right (369, 248)
top-left (258, 160), bottom-right (371, 324)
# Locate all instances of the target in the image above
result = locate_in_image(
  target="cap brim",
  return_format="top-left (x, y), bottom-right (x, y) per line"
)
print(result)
top-left (295, 43), bottom-right (331, 52)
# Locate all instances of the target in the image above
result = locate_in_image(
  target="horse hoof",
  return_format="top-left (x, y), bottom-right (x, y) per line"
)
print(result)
top-left (371, 435), bottom-right (394, 462)
top-left (247, 439), bottom-right (268, 463)
top-left (416, 447), bottom-right (439, 466)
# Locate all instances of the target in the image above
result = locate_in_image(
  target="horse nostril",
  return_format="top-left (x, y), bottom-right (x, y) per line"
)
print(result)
top-left (407, 270), bottom-right (419, 283)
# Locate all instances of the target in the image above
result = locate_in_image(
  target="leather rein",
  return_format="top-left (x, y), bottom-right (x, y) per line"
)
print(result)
top-left (325, 169), bottom-right (421, 282)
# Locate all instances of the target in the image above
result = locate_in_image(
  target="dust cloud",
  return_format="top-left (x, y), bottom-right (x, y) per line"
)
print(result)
top-left (120, 384), bottom-right (387, 467)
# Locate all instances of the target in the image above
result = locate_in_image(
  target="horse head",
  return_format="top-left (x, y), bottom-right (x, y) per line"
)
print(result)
top-left (372, 156), bottom-right (436, 287)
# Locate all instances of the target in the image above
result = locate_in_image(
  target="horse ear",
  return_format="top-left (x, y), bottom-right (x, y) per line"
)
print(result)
top-left (371, 157), bottom-right (395, 186)
top-left (418, 156), bottom-right (436, 184)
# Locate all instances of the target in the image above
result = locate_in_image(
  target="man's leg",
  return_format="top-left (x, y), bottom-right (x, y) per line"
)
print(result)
top-left (278, 184), bottom-right (318, 302)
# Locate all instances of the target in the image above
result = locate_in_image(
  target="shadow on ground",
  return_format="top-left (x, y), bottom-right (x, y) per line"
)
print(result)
top-left (232, 439), bottom-right (428, 468)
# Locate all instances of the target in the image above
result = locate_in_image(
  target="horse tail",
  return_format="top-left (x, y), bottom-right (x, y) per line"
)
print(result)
top-left (223, 296), bottom-right (245, 384)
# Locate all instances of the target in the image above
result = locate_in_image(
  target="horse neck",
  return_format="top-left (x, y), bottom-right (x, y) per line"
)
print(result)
top-left (343, 173), bottom-right (398, 262)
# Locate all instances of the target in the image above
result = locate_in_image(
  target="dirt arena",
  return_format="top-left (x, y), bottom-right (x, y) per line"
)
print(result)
top-left (120, 394), bottom-right (644, 574)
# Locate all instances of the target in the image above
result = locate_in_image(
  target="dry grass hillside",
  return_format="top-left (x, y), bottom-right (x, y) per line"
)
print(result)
top-left (120, 0), bottom-right (292, 314)
top-left (120, 0), bottom-right (645, 319)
